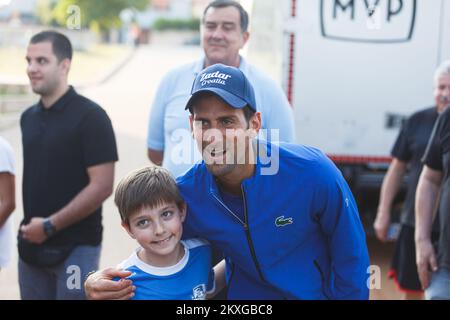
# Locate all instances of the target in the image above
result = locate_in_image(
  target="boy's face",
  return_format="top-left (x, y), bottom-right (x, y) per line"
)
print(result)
top-left (122, 202), bottom-right (186, 266)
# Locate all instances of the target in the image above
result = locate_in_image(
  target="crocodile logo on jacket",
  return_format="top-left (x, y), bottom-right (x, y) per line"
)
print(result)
top-left (275, 216), bottom-right (294, 227)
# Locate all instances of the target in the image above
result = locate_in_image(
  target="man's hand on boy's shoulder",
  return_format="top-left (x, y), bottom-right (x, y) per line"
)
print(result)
top-left (84, 267), bottom-right (136, 300)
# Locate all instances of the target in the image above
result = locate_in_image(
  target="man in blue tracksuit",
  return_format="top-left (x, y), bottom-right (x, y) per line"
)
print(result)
top-left (85, 64), bottom-right (370, 300)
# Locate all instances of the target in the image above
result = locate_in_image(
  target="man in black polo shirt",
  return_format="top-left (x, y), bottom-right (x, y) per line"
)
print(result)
top-left (18, 30), bottom-right (118, 300)
top-left (416, 61), bottom-right (450, 300)
top-left (373, 61), bottom-right (450, 299)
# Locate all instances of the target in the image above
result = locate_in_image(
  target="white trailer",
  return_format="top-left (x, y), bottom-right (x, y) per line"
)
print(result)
top-left (247, 0), bottom-right (450, 230)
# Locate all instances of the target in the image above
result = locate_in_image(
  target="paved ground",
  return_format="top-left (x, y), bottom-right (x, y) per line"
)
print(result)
top-left (0, 44), bottom-right (403, 300)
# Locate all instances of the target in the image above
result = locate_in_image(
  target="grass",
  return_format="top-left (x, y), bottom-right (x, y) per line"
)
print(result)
top-left (0, 44), bottom-right (131, 85)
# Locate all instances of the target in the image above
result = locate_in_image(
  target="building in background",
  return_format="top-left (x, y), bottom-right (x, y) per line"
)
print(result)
top-left (0, 0), bottom-right (37, 24)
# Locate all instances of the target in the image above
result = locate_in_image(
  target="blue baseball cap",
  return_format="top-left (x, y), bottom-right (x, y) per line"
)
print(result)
top-left (185, 63), bottom-right (257, 113)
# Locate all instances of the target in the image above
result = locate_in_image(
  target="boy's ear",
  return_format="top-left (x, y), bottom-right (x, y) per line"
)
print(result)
top-left (121, 221), bottom-right (136, 239)
top-left (179, 202), bottom-right (187, 223)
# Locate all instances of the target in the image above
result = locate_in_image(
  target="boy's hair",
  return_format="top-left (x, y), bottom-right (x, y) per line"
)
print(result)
top-left (30, 30), bottom-right (73, 62)
top-left (115, 166), bottom-right (184, 223)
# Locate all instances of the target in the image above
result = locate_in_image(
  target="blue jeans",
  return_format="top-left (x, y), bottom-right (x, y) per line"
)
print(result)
top-left (18, 245), bottom-right (101, 300)
top-left (425, 267), bottom-right (450, 300)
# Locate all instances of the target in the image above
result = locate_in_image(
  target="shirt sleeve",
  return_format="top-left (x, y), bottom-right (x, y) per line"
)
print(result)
top-left (262, 80), bottom-right (296, 143)
top-left (147, 75), bottom-right (171, 151)
top-left (206, 267), bottom-right (216, 294)
top-left (391, 118), bottom-right (412, 162)
top-left (0, 139), bottom-right (15, 175)
top-left (206, 245), bottom-right (216, 294)
top-left (80, 107), bottom-right (118, 167)
top-left (314, 158), bottom-right (370, 300)
top-left (422, 109), bottom-right (450, 171)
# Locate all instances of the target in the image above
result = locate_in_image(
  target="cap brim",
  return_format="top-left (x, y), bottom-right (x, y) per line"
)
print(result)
top-left (185, 88), bottom-right (247, 112)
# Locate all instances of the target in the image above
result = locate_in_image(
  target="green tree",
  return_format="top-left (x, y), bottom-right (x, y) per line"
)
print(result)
top-left (153, 18), bottom-right (200, 31)
top-left (51, 0), bottom-right (149, 32)
top-left (36, 0), bottom-right (58, 26)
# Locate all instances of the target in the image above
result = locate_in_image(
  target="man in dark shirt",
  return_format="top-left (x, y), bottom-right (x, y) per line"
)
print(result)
top-left (374, 61), bottom-right (450, 299)
top-left (416, 61), bottom-right (450, 300)
top-left (18, 30), bottom-right (118, 300)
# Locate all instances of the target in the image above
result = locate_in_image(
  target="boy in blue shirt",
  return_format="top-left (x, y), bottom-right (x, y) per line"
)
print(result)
top-left (114, 166), bottom-right (220, 300)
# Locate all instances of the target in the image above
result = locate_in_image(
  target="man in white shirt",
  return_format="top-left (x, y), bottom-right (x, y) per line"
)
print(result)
top-left (0, 136), bottom-right (16, 270)
top-left (147, 0), bottom-right (295, 177)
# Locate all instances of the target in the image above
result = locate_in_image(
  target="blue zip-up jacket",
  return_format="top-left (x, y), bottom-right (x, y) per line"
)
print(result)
top-left (178, 141), bottom-right (370, 300)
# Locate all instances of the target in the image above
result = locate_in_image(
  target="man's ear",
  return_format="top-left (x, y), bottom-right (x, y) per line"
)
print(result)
top-left (247, 111), bottom-right (262, 137)
top-left (241, 31), bottom-right (250, 48)
top-left (60, 58), bottom-right (71, 76)
top-left (189, 115), bottom-right (195, 138)
top-left (121, 221), bottom-right (136, 240)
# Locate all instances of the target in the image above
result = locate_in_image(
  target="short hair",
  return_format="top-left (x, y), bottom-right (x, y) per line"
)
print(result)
top-left (30, 30), bottom-right (73, 62)
top-left (114, 166), bottom-right (184, 223)
top-left (434, 60), bottom-right (450, 87)
top-left (202, 0), bottom-right (249, 33)
top-left (242, 105), bottom-right (256, 123)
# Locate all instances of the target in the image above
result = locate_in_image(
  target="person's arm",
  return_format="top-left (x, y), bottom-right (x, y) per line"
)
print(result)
top-left (207, 259), bottom-right (226, 299)
top-left (0, 172), bottom-right (15, 228)
top-left (373, 158), bottom-right (407, 241)
top-left (316, 160), bottom-right (370, 300)
top-left (415, 166), bottom-right (442, 289)
top-left (84, 268), bottom-right (135, 300)
top-left (414, 107), bottom-right (448, 289)
top-left (147, 148), bottom-right (163, 166)
top-left (20, 162), bottom-right (115, 244)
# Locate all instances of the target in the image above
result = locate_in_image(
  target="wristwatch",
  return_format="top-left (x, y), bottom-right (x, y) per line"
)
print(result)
top-left (43, 218), bottom-right (57, 237)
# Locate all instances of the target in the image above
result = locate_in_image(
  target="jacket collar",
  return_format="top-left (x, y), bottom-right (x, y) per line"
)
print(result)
top-left (37, 86), bottom-right (76, 112)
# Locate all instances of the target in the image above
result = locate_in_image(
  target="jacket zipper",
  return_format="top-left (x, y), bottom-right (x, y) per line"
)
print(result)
top-left (227, 260), bottom-right (235, 292)
top-left (211, 193), bottom-right (245, 225)
top-left (210, 187), bottom-right (266, 283)
top-left (313, 260), bottom-right (331, 300)
top-left (241, 185), bottom-right (266, 283)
